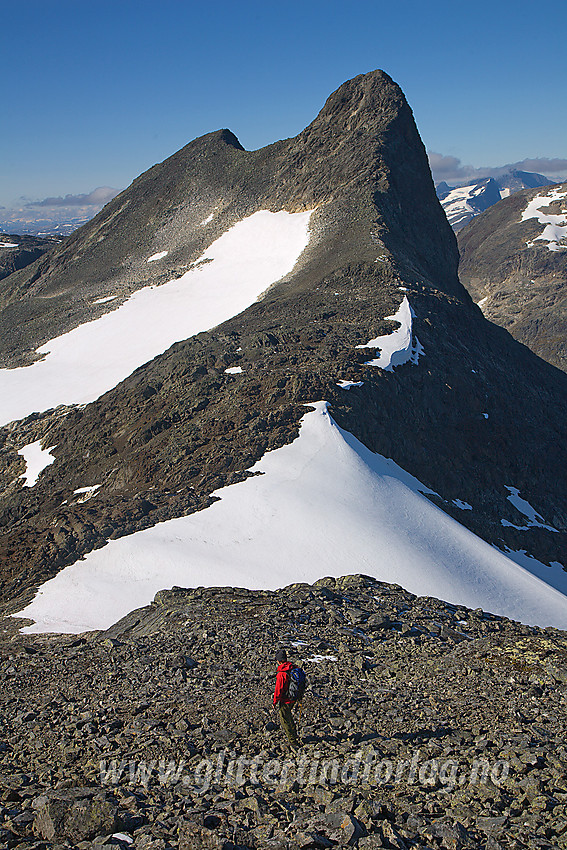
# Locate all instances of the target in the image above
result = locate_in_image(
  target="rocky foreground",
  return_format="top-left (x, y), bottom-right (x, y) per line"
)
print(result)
top-left (1, 574), bottom-right (567, 849)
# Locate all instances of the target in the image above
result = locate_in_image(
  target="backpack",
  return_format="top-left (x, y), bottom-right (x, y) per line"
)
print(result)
top-left (287, 666), bottom-right (307, 702)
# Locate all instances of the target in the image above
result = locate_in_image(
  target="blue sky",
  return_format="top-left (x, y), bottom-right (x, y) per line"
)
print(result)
top-left (1, 0), bottom-right (566, 210)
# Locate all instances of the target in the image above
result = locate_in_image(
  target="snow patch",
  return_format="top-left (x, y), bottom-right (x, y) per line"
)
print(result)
top-left (73, 485), bottom-right (101, 502)
top-left (0, 209), bottom-right (313, 427)
top-left (200, 213), bottom-right (215, 226)
top-left (147, 251), bottom-right (168, 262)
top-left (18, 441), bottom-right (56, 487)
top-left (501, 486), bottom-right (558, 532)
top-left (93, 295), bottom-right (118, 304)
top-left (337, 380), bottom-right (363, 390)
top-left (0, 242), bottom-right (19, 248)
top-left (477, 297), bottom-right (488, 309)
top-left (224, 366), bottom-right (243, 375)
top-left (356, 296), bottom-right (423, 371)
top-left (15, 402), bottom-right (567, 634)
top-left (453, 500), bottom-right (472, 511)
top-left (521, 188), bottom-right (567, 251)
top-left (307, 655), bottom-right (338, 663)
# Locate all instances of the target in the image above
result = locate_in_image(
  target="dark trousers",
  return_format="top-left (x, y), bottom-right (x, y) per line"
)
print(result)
top-left (278, 701), bottom-right (299, 747)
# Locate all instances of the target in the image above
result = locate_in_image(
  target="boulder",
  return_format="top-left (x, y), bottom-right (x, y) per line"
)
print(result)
top-left (32, 788), bottom-right (118, 842)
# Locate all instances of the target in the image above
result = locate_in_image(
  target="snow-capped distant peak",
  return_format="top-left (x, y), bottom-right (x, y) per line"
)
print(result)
top-left (437, 179), bottom-right (502, 231)
top-left (437, 171), bottom-right (555, 232)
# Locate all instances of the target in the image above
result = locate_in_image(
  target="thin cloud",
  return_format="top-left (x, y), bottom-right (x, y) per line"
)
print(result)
top-left (26, 186), bottom-right (119, 208)
top-left (428, 152), bottom-right (476, 183)
top-left (512, 158), bottom-right (567, 176)
top-left (429, 152), bottom-right (567, 185)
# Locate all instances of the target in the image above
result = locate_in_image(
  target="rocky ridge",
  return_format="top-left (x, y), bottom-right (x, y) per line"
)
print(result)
top-left (0, 74), bottom-right (457, 372)
top-left (458, 181), bottom-right (567, 372)
top-left (2, 574), bottom-right (567, 849)
top-left (0, 71), bottom-right (566, 615)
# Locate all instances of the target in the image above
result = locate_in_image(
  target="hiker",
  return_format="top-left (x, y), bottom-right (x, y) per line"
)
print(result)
top-left (273, 648), bottom-right (302, 750)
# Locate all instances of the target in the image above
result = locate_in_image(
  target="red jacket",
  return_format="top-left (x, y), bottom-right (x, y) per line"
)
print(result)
top-left (273, 661), bottom-right (294, 705)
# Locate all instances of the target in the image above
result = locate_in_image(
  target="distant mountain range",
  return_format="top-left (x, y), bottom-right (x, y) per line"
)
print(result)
top-left (437, 170), bottom-right (554, 231)
top-left (0, 214), bottom-right (92, 237)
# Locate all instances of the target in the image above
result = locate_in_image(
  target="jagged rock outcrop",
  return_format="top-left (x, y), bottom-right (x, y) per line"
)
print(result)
top-left (458, 181), bottom-right (567, 372)
top-left (0, 71), bottom-right (566, 614)
top-left (2, 575), bottom-right (567, 848)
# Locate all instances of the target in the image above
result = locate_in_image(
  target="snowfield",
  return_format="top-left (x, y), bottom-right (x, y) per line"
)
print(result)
top-left (522, 188), bottom-right (567, 251)
top-left (0, 210), bottom-right (313, 426)
top-left (16, 402), bottom-right (567, 634)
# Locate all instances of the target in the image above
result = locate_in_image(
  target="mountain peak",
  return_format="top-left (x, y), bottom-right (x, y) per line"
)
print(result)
top-left (192, 128), bottom-right (245, 151)
top-left (0, 74), bottom-right (565, 626)
top-left (312, 69), bottom-right (405, 126)
top-left (297, 69), bottom-right (412, 152)
top-left (282, 70), bottom-right (458, 295)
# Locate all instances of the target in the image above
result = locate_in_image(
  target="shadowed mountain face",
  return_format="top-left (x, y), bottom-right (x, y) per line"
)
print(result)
top-left (0, 71), bottom-right (565, 616)
top-left (458, 182), bottom-right (567, 373)
top-left (0, 233), bottom-right (58, 283)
